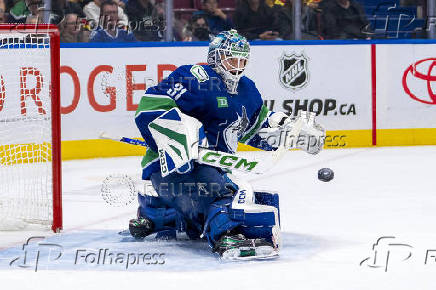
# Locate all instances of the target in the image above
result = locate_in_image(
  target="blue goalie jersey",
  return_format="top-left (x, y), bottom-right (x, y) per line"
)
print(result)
top-left (135, 64), bottom-right (274, 179)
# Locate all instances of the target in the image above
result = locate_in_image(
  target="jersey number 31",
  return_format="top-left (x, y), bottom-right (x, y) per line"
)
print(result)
top-left (167, 83), bottom-right (187, 100)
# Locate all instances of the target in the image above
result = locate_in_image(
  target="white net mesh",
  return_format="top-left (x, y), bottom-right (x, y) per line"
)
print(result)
top-left (0, 32), bottom-right (53, 230)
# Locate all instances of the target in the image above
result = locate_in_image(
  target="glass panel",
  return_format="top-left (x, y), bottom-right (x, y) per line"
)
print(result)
top-left (0, 2), bottom-right (433, 45)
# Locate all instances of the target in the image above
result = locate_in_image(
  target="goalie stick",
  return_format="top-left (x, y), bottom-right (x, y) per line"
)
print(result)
top-left (99, 111), bottom-right (320, 176)
top-left (99, 132), bottom-right (269, 174)
top-left (98, 112), bottom-right (321, 208)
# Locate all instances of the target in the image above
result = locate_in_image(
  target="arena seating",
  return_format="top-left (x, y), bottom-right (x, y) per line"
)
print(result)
top-left (173, 0), bottom-right (424, 39)
top-left (175, 0), bottom-right (236, 21)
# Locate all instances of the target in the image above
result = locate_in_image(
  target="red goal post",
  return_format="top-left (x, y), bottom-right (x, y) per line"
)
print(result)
top-left (0, 24), bottom-right (62, 232)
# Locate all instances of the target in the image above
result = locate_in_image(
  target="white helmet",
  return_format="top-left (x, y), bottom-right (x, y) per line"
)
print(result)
top-left (207, 29), bottom-right (250, 94)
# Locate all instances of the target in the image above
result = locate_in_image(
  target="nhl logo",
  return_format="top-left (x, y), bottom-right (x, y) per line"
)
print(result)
top-left (279, 53), bottom-right (309, 90)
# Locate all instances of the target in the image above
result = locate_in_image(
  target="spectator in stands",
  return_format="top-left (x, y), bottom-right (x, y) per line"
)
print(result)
top-left (265, 0), bottom-right (292, 39)
top-left (60, 12), bottom-right (90, 42)
top-left (192, 0), bottom-right (233, 36)
top-left (126, 0), bottom-right (161, 41)
top-left (89, 0), bottom-right (136, 42)
top-left (148, 0), bottom-right (184, 41)
top-left (25, 11), bottom-right (39, 23)
top-left (65, 0), bottom-right (86, 18)
top-left (151, 1), bottom-right (166, 34)
top-left (84, 0), bottom-right (128, 29)
top-left (0, 0), bottom-right (6, 23)
top-left (117, 0), bottom-right (126, 9)
top-left (401, 0), bottom-right (426, 18)
top-left (7, 0), bottom-right (26, 22)
top-left (301, 0), bottom-right (324, 39)
top-left (7, 0), bottom-right (43, 23)
top-left (183, 14), bottom-right (211, 41)
top-left (233, 0), bottom-right (281, 40)
top-left (320, 0), bottom-right (370, 39)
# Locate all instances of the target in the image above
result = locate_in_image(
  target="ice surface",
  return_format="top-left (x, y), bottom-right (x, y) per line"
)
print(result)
top-left (1, 147), bottom-right (436, 290)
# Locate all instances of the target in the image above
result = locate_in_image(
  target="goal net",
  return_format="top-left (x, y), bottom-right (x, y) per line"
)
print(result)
top-left (0, 24), bottom-right (62, 232)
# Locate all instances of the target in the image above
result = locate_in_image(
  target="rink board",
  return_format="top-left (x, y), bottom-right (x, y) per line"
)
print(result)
top-left (375, 43), bottom-right (436, 146)
top-left (57, 41), bottom-right (436, 158)
top-left (3, 41), bottom-right (436, 160)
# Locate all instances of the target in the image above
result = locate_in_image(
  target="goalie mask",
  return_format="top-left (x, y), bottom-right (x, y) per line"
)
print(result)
top-left (207, 29), bottom-right (250, 94)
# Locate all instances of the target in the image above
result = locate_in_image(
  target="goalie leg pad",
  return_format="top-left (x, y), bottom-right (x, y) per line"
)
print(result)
top-left (230, 192), bottom-right (281, 249)
top-left (137, 193), bottom-right (201, 240)
top-left (203, 198), bottom-right (243, 245)
top-left (142, 166), bottom-right (281, 247)
top-left (203, 175), bottom-right (281, 248)
top-left (254, 191), bottom-right (281, 226)
top-left (202, 192), bottom-right (281, 248)
top-left (149, 164), bottom-right (236, 240)
top-left (137, 194), bottom-right (178, 231)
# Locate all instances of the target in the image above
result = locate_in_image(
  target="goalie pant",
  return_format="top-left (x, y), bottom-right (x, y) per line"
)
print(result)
top-left (138, 163), bottom-right (281, 248)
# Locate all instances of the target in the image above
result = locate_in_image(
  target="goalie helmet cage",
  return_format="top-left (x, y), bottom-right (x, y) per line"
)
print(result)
top-left (0, 24), bottom-right (62, 232)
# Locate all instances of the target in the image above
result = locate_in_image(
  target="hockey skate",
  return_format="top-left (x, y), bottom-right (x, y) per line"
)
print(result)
top-left (129, 218), bottom-right (154, 239)
top-left (213, 234), bottom-right (279, 261)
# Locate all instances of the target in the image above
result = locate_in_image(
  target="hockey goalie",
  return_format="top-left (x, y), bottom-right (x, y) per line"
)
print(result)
top-left (130, 29), bottom-right (325, 259)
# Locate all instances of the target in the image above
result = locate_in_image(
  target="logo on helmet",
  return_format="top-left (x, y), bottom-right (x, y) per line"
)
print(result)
top-left (279, 52), bottom-right (309, 90)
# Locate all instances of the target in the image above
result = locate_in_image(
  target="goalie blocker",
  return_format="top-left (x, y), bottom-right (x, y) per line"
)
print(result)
top-left (148, 107), bottom-right (207, 177)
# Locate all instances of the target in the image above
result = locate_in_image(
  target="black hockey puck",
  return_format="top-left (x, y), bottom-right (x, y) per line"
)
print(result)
top-left (318, 168), bottom-right (334, 182)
